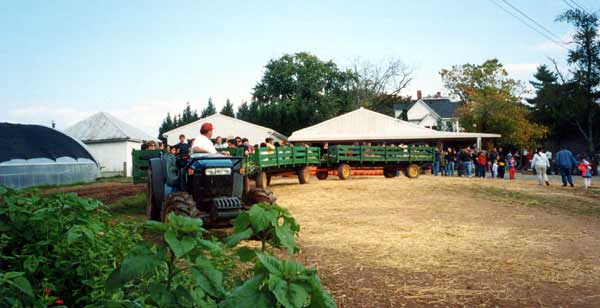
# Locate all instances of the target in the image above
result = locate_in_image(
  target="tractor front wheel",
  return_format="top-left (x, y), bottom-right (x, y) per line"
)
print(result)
top-left (298, 166), bottom-right (311, 184)
top-left (161, 192), bottom-right (204, 222)
top-left (337, 163), bottom-right (351, 180)
top-left (255, 171), bottom-right (268, 189)
top-left (405, 164), bottom-right (421, 179)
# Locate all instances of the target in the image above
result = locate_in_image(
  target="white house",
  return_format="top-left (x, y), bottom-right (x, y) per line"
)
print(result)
top-left (162, 113), bottom-right (286, 146)
top-left (65, 112), bottom-right (154, 176)
top-left (394, 92), bottom-right (461, 132)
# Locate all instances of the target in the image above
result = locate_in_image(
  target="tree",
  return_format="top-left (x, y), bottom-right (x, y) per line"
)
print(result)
top-left (350, 57), bottom-right (414, 116)
top-left (556, 9), bottom-right (600, 153)
top-left (249, 52), bottom-right (357, 135)
top-left (200, 97), bottom-right (217, 118)
top-left (236, 101), bottom-right (250, 120)
top-left (157, 113), bottom-right (174, 141)
top-left (440, 59), bottom-right (547, 148)
top-left (220, 99), bottom-right (235, 117)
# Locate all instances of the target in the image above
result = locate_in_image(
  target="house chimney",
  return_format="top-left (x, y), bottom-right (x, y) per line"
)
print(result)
top-left (417, 90), bottom-right (422, 100)
top-left (436, 91), bottom-right (441, 97)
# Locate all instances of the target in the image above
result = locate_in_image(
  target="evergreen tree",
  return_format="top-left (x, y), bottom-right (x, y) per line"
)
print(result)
top-left (201, 97), bottom-right (217, 118)
top-left (236, 102), bottom-right (250, 120)
top-left (529, 65), bottom-right (558, 89)
top-left (221, 98), bottom-right (235, 117)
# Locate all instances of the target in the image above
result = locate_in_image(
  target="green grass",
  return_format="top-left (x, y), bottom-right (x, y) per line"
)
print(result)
top-left (105, 192), bottom-right (147, 223)
top-left (469, 185), bottom-right (600, 218)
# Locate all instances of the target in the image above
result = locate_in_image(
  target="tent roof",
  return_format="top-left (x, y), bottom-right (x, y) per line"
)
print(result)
top-left (288, 107), bottom-right (500, 142)
top-left (0, 122), bottom-right (97, 164)
top-left (65, 112), bottom-right (153, 143)
top-left (162, 113), bottom-right (287, 146)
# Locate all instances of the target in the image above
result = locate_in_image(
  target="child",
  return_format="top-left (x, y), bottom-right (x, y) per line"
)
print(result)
top-left (508, 155), bottom-right (516, 180)
top-left (579, 158), bottom-right (592, 189)
top-left (492, 160), bottom-right (498, 178)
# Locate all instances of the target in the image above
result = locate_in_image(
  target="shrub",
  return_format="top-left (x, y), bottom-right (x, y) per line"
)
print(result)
top-left (0, 186), bottom-right (140, 307)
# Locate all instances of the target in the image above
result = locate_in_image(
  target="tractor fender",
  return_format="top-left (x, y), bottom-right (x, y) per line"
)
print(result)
top-left (149, 157), bottom-right (166, 205)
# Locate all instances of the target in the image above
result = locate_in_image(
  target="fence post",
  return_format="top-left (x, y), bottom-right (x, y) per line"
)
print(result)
top-left (123, 161), bottom-right (127, 177)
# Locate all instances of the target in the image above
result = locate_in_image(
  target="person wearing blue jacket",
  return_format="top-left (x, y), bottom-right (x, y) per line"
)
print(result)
top-left (556, 148), bottom-right (578, 187)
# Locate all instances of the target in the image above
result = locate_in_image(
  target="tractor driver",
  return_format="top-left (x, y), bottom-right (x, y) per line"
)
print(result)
top-left (191, 123), bottom-right (230, 156)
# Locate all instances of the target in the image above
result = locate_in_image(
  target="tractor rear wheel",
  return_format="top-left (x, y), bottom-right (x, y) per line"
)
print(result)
top-left (405, 164), bottom-right (421, 179)
top-left (161, 192), bottom-right (204, 222)
top-left (255, 171), bottom-right (268, 189)
top-left (298, 166), bottom-right (310, 184)
top-left (383, 167), bottom-right (397, 178)
top-left (146, 169), bottom-right (161, 221)
top-left (337, 163), bottom-right (351, 180)
top-left (316, 171), bottom-right (329, 180)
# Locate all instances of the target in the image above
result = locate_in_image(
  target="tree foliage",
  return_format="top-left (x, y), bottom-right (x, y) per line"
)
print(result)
top-left (441, 59), bottom-right (547, 148)
top-left (220, 99), bottom-right (235, 117)
top-left (201, 98), bottom-right (217, 118)
top-left (158, 102), bottom-right (200, 142)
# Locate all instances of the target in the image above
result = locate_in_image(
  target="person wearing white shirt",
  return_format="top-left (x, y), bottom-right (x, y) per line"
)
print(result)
top-left (531, 147), bottom-right (551, 186)
top-left (191, 123), bottom-right (218, 154)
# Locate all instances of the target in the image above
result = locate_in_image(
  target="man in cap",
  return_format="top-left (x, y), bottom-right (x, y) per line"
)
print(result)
top-left (191, 123), bottom-right (218, 154)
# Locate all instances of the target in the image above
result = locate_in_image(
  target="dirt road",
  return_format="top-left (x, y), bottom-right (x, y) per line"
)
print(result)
top-left (269, 175), bottom-right (600, 308)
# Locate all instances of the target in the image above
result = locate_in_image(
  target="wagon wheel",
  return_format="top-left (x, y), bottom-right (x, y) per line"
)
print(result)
top-left (146, 169), bottom-right (161, 221)
top-left (316, 171), bottom-right (329, 180)
top-left (255, 171), bottom-right (268, 189)
top-left (161, 192), bottom-right (206, 223)
top-left (297, 166), bottom-right (311, 184)
top-left (267, 175), bottom-right (272, 186)
top-left (243, 176), bottom-right (251, 195)
top-left (405, 164), bottom-right (420, 179)
top-left (383, 167), bottom-right (397, 178)
top-left (337, 163), bottom-right (351, 180)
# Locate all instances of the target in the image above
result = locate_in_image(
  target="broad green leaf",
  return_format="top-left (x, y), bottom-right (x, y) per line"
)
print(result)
top-left (173, 285), bottom-right (195, 307)
top-left (80, 198), bottom-right (100, 211)
top-left (168, 213), bottom-right (204, 233)
top-left (248, 205), bottom-right (272, 232)
top-left (233, 212), bottom-right (251, 232)
top-left (287, 282), bottom-right (310, 308)
top-left (105, 267), bottom-right (126, 291)
top-left (268, 275), bottom-right (293, 308)
top-left (256, 253), bottom-right (282, 276)
top-left (236, 247), bottom-right (256, 262)
top-left (67, 226), bottom-right (83, 244)
top-left (224, 228), bottom-right (253, 248)
top-left (119, 244), bottom-right (163, 282)
top-left (218, 274), bottom-right (273, 308)
top-left (8, 276), bottom-right (34, 297)
top-left (149, 282), bottom-right (177, 307)
top-left (144, 220), bottom-right (168, 233)
top-left (0, 186), bottom-right (7, 196)
top-left (191, 259), bottom-right (226, 298)
top-left (3, 272), bottom-right (24, 279)
top-left (196, 238), bottom-right (223, 253)
top-left (306, 275), bottom-right (337, 308)
top-left (164, 229), bottom-right (195, 259)
top-left (275, 224), bottom-right (297, 255)
top-left (23, 256), bottom-right (40, 273)
top-left (282, 260), bottom-right (305, 280)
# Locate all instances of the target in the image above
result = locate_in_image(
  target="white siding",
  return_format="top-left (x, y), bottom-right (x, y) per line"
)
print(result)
top-left (406, 101), bottom-right (432, 121)
top-left (125, 141), bottom-right (143, 176)
top-left (419, 115), bottom-right (438, 128)
top-left (86, 142), bottom-right (128, 175)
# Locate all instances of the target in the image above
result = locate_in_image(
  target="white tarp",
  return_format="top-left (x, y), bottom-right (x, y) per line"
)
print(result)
top-left (288, 107), bottom-right (500, 142)
top-left (162, 114), bottom-right (287, 146)
top-left (65, 112), bottom-right (154, 143)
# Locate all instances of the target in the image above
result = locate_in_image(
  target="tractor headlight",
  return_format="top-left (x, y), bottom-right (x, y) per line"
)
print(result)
top-left (205, 168), bottom-right (231, 176)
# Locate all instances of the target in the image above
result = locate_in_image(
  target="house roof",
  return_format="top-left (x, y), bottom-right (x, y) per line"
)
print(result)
top-left (394, 98), bottom-right (458, 119)
top-left (288, 107), bottom-right (500, 142)
top-left (65, 112), bottom-right (154, 143)
top-left (162, 113), bottom-right (287, 146)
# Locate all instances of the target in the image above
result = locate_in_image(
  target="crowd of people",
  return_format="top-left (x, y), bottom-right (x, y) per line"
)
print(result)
top-left (432, 146), bottom-right (595, 189)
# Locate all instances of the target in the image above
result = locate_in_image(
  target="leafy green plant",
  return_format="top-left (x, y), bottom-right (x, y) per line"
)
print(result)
top-left (220, 253), bottom-right (336, 308)
top-left (0, 186), bottom-right (140, 307)
top-left (225, 202), bottom-right (300, 254)
top-left (104, 212), bottom-right (226, 307)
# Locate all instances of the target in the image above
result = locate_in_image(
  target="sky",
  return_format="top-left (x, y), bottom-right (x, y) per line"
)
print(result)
top-left (1, 0), bottom-right (596, 137)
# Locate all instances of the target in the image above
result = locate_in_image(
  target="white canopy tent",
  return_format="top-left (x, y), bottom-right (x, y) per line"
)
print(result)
top-left (288, 107), bottom-right (500, 145)
top-left (162, 113), bottom-right (287, 146)
top-left (65, 112), bottom-right (154, 176)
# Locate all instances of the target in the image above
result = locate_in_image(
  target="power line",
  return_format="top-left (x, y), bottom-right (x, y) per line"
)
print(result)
top-left (561, 0), bottom-right (578, 10)
top-left (499, 0), bottom-right (564, 42)
top-left (487, 0), bottom-right (568, 50)
top-left (567, 0), bottom-right (590, 13)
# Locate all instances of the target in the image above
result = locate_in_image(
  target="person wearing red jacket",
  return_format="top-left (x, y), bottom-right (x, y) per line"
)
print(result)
top-left (476, 152), bottom-right (487, 178)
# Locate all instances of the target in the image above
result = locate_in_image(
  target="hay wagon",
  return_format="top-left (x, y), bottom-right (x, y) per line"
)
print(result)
top-left (316, 145), bottom-right (434, 180)
top-left (220, 146), bottom-right (321, 189)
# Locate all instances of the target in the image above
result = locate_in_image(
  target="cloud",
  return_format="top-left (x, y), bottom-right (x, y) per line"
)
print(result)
top-left (533, 31), bottom-right (573, 53)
